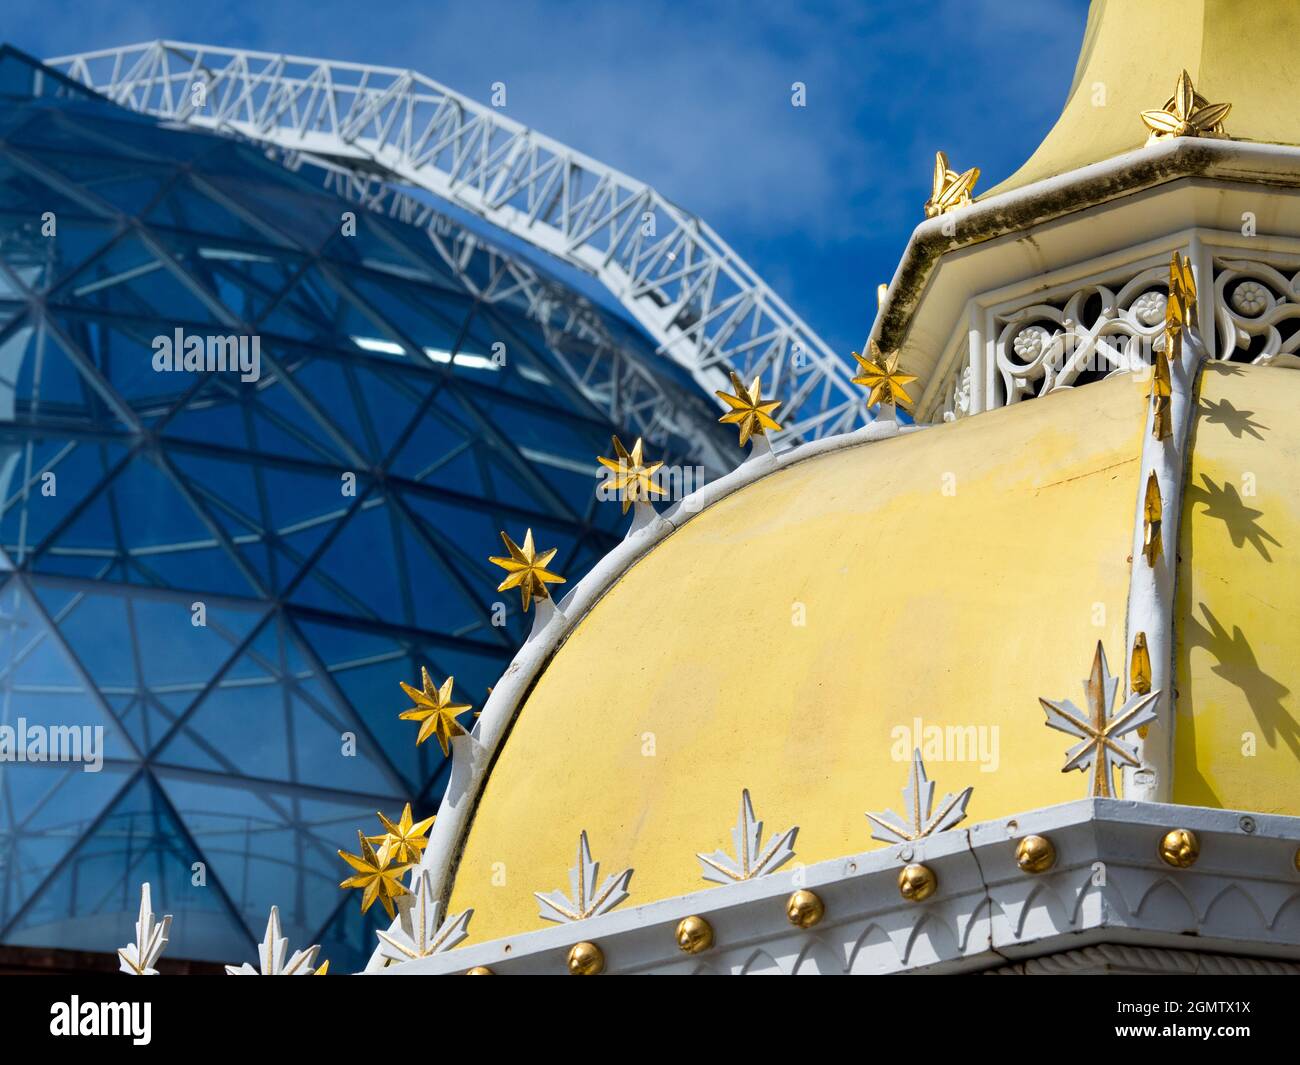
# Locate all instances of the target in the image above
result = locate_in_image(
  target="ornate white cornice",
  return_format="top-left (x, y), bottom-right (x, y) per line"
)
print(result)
top-left (877, 138), bottom-right (1300, 398)
top-left (375, 800), bottom-right (1300, 976)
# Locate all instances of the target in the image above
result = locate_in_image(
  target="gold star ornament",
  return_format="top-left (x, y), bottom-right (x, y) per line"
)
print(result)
top-left (715, 372), bottom-right (781, 446)
top-left (1141, 70), bottom-right (1230, 142)
top-left (366, 802), bottom-right (436, 865)
top-left (489, 528), bottom-right (566, 611)
top-left (399, 667), bottom-right (472, 755)
top-left (598, 436), bottom-right (666, 513)
top-left (852, 340), bottom-right (917, 411)
top-left (338, 830), bottom-right (412, 919)
top-left (924, 150), bottom-right (979, 218)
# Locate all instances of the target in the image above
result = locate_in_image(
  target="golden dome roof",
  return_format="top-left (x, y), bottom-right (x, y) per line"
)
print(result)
top-left (988, 0), bottom-right (1300, 196)
top-left (443, 362), bottom-right (1300, 945)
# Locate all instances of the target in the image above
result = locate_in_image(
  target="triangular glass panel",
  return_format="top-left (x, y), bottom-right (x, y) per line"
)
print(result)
top-left (157, 364), bottom-right (349, 466)
top-left (0, 315), bottom-right (137, 432)
top-left (44, 311), bottom-right (200, 420)
top-left (30, 578), bottom-right (268, 756)
top-left (294, 613), bottom-right (507, 793)
top-left (145, 173), bottom-right (296, 250)
top-left (52, 232), bottom-right (220, 325)
top-left (291, 489), bottom-right (495, 639)
top-left (0, 576), bottom-right (135, 761)
top-left (3, 772), bottom-right (252, 961)
top-left (282, 354), bottom-right (425, 466)
top-left (153, 770), bottom-right (398, 965)
top-left (200, 159), bottom-right (343, 251)
top-left (32, 451), bottom-right (262, 596)
top-left (153, 613), bottom-right (405, 799)
top-left (0, 436), bottom-right (133, 569)
top-left (0, 762), bottom-right (135, 932)
top-left (345, 274), bottom-right (472, 357)
top-left (12, 125), bottom-right (172, 216)
top-left (165, 450), bottom-right (351, 595)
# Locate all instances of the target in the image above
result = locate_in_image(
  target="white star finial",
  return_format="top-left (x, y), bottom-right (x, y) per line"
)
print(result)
top-left (696, 789), bottom-right (798, 884)
top-left (117, 883), bottom-right (171, 976)
top-left (534, 831), bottom-right (633, 923)
top-left (225, 906), bottom-right (325, 975)
top-left (866, 749), bottom-right (973, 844)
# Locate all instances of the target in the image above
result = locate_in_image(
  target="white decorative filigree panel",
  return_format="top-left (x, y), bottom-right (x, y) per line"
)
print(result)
top-left (1210, 258), bottom-right (1300, 362)
top-left (941, 242), bottom-right (1300, 421)
top-left (992, 266), bottom-right (1168, 408)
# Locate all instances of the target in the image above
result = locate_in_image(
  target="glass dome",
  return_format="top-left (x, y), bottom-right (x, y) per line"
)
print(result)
top-left (0, 48), bottom-right (724, 970)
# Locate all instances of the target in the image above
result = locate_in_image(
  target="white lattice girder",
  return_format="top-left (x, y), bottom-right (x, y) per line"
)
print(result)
top-left (47, 41), bottom-right (866, 445)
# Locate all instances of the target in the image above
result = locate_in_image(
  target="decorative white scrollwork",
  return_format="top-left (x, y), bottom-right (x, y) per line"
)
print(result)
top-left (1211, 259), bottom-right (1300, 361)
top-left (993, 267), bottom-right (1169, 406)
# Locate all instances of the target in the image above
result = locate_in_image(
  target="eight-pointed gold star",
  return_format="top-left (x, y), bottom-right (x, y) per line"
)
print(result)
top-left (598, 436), bottom-right (667, 514)
top-left (851, 340), bottom-right (918, 411)
top-left (366, 802), bottom-right (436, 865)
top-left (399, 667), bottom-right (472, 755)
top-left (1140, 69), bottom-right (1231, 142)
top-left (338, 830), bottom-right (412, 919)
top-left (489, 528), bottom-right (566, 611)
top-left (715, 372), bottom-right (782, 447)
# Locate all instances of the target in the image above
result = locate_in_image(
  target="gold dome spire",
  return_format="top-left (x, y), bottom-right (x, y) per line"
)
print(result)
top-left (988, 0), bottom-right (1300, 196)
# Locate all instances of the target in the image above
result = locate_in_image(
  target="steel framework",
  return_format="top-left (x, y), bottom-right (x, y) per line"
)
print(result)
top-left (47, 41), bottom-right (866, 443)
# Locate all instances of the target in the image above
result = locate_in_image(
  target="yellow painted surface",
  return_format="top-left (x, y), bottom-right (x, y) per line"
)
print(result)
top-left (988, 0), bottom-right (1300, 196)
top-left (447, 375), bottom-right (1149, 943)
top-left (1174, 363), bottom-right (1300, 814)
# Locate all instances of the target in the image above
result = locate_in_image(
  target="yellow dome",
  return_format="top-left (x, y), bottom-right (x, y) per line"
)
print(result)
top-left (443, 363), bottom-right (1300, 945)
top-left (988, 0), bottom-right (1300, 196)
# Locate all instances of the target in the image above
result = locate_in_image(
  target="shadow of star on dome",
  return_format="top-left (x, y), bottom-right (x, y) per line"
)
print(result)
top-left (1185, 474), bottom-right (1281, 561)
top-left (1185, 602), bottom-right (1299, 759)
top-left (1199, 396), bottom-right (1267, 441)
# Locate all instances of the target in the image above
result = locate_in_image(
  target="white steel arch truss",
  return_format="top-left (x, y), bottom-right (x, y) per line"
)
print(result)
top-left (47, 41), bottom-right (867, 445)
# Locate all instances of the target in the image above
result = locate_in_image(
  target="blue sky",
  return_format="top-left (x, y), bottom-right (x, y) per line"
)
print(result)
top-left (9, 0), bottom-right (1090, 358)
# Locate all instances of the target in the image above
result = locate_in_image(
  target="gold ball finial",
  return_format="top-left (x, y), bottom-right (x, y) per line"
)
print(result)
top-left (1158, 828), bottom-right (1200, 868)
top-left (898, 863), bottom-right (937, 902)
top-left (566, 941), bottom-right (605, 975)
top-left (465, 965), bottom-right (493, 975)
top-left (1015, 835), bottom-right (1057, 874)
top-left (785, 889), bottom-right (825, 929)
top-left (675, 915), bottom-right (714, 955)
